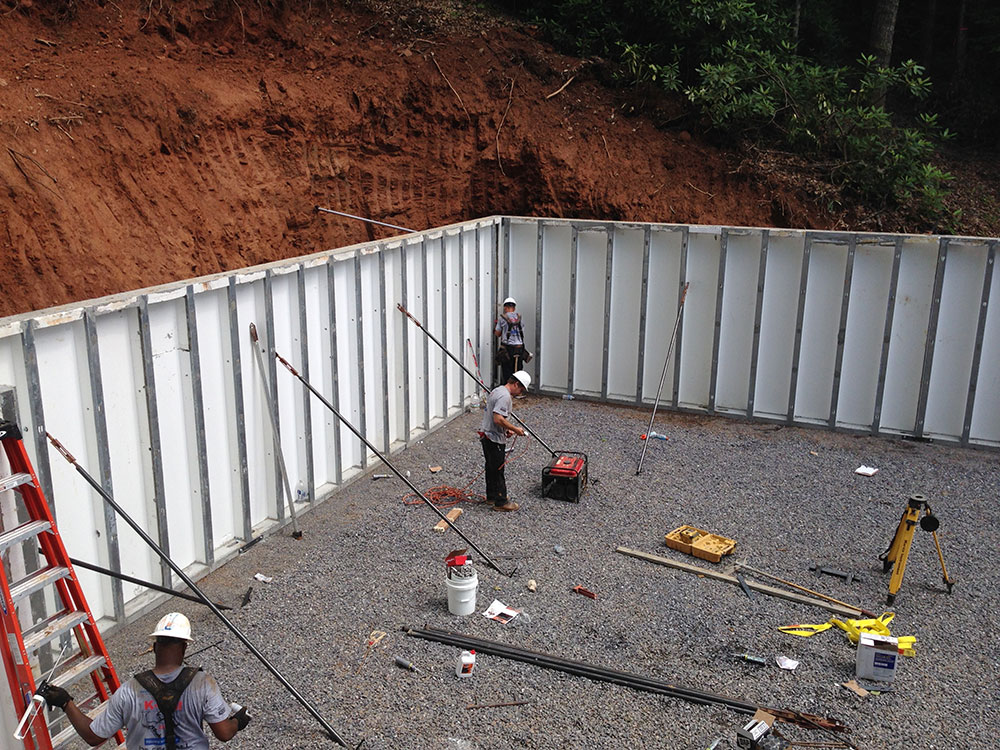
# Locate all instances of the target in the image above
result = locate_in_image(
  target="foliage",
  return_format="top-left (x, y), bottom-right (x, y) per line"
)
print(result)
top-left (503, 0), bottom-right (957, 225)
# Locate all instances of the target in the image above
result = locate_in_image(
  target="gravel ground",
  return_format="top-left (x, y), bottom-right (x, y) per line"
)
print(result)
top-left (95, 395), bottom-right (999, 750)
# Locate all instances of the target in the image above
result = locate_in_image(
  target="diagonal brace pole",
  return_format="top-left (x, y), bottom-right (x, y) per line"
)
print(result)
top-left (636, 282), bottom-right (689, 475)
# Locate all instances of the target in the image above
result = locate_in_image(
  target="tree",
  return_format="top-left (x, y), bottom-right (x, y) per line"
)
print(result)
top-left (869, 0), bottom-right (900, 104)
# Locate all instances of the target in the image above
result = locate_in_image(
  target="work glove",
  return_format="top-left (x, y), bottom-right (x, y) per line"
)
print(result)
top-left (230, 704), bottom-right (252, 731)
top-left (37, 683), bottom-right (72, 710)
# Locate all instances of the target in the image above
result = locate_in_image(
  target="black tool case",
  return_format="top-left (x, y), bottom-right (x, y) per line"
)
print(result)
top-left (541, 451), bottom-right (588, 502)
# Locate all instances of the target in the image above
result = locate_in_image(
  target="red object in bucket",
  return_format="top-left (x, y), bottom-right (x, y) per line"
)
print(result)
top-left (445, 549), bottom-right (469, 567)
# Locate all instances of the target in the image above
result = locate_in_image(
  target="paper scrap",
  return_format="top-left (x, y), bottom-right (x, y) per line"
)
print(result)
top-left (429, 465), bottom-right (442, 473)
top-left (482, 599), bottom-right (520, 624)
top-left (775, 655), bottom-right (799, 671)
top-left (253, 573), bottom-right (273, 583)
top-left (855, 465), bottom-right (879, 476)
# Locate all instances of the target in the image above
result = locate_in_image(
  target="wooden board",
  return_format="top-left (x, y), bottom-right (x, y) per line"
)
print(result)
top-left (615, 546), bottom-right (864, 618)
top-left (434, 507), bottom-right (463, 533)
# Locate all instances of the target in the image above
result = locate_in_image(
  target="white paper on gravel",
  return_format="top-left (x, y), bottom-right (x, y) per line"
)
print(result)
top-left (482, 599), bottom-right (520, 624)
top-left (855, 465), bottom-right (879, 476)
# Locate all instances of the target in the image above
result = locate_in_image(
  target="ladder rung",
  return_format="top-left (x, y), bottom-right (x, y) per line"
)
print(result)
top-left (50, 699), bottom-right (110, 749)
top-left (22, 611), bottom-right (89, 654)
top-left (0, 472), bottom-right (33, 493)
top-left (50, 654), bottom-right (107, 690)
top-left (9, 566), bottom-right (71, 603)
top-left (0, 519), bottom-right (51, 553)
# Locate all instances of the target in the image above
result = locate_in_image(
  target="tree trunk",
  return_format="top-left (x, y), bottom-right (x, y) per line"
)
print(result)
top-left (792, 0), bottom-right (801, 45)
top-left (870, 0), bottom-right (901, 68)
top-left (869, 0), bottom-right (901, 106)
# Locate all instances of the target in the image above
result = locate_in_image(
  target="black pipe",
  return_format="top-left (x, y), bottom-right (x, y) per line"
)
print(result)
top-left (403, 626), bottom-right (849, 732)
top-left (66, 556), bottom-right (232, 611)
top-left (273, 350), bottom-right (514, 578)
top-left (397, 303), bottom-right (557, 457)
top-left (46, 432), bottom-right (350, 747)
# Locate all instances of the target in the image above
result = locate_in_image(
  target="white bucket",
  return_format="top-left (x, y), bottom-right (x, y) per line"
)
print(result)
top-left (446, 568), bottom-right (478, 616)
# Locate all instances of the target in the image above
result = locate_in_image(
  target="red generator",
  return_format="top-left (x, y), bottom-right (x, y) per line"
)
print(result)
top-left (542, 451), bottom-right (588, 502)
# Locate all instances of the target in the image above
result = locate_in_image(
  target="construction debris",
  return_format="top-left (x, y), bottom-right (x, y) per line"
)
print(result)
top-left (616, 547), bottom-right (865, 617)
top-left (665, 525), bottom-right (736, 563)
top-left (433, 507), bottom-right (463, 532)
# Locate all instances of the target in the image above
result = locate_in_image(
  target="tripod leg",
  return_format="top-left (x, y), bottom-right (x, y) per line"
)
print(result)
top-left (886, 507), bottom-right (920, 605)
top-left (881, 508), bottom-right (910, 573)
top-left (930, 530), bottom-right (955, 593)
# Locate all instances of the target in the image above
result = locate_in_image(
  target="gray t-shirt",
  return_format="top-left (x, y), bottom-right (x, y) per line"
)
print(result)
top-left (481, 385), bottom-right (512, 444)
top-left (90, 666), bottom-right (231, 750)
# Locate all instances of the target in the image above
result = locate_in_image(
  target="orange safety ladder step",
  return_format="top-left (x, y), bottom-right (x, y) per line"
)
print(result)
top-left (0, 420), bottom-right (124, 750)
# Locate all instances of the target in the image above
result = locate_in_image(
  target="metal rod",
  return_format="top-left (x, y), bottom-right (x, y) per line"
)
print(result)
top-left (273, 349), bottom-right (514, 577)
top-left (66, 556), bottom-right (232, 611)
top-left (735, 562), bottom-right (875, 618)
top-left (397, 303), bottom-right (557, 457)
top-left (636, 282), bottom-right (690, 475)
top-left (249, 323), bottom-right (302, 537)
top-left (45, 432), bottom-right (349, 747)
top-left (404, 626), bottom-right (847, 732)
top-left (314, 206), bottom-right (415, 234)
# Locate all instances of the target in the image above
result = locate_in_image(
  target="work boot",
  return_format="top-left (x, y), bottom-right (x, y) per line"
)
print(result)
top-left (492, 501), bottom-right (520, 512)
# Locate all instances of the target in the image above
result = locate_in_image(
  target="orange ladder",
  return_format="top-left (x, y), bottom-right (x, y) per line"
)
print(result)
top-left (0, 420), bottom-right (124, 749)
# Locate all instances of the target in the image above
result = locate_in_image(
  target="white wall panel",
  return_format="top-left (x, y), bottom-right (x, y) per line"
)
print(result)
top-left (970, 249), bottom-right (1000, 444)
top-left (539, 224), bottom-right (573, 392)
top-left (640, 229), bottom-right (683, 403)
top-left (677, 228), bottom-right (720, 409)
top-left (753, 232), bottom-right (804, 417)
top-left (714, 231), bottom-right (761, 413)
top-left (572, 230), bottom-right (609, 396)
top-left (924, 241), bottom-right (991, 439)
top-left (607, 228), bottom-right (644, 400)
top-left (880, 237), bottom-right (938, 434)
top-left (794, 238), bottom-right (848, 423)
top-left (836, 239), bottom-right (894, 429)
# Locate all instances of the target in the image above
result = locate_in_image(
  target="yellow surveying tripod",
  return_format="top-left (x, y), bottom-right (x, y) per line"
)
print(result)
top-left (880, 494), bottom-right (955, 605)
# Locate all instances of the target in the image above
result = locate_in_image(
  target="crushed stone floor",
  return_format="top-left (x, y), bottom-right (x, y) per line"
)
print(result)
top-left (98, 395), bottom-right (999, 749)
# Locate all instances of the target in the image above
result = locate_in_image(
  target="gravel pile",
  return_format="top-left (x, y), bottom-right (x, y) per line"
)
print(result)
top-left (100, 395), bottom-right (1000, 750)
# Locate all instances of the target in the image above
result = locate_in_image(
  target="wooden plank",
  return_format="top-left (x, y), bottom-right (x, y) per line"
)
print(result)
top-left (434, 508), bottom-right (463, 533)
top-left (615, 547), bottom-right (863, 618)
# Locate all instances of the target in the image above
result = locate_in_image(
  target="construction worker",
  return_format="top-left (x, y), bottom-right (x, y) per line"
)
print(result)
top-left (495, 296), bottom-right (531, 387)
top-left (38, 612), bottom-right (250, 749)
top-left (480, 370), bottom-right (530, 512)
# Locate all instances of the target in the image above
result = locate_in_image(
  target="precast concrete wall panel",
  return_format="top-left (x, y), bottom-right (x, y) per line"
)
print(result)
top-left (572, 229), bottom-right (610, 397)
top-left (793, 237), bottom-right (849, 425)
top-left (836, 238), bottom-right (895, 429)
top-left (970, 246), bottom-right (999, 443)
top-left (752, 231), bottom-right (804, 418)
top-left (879, 237), bottom-right (938, 435)
top-left (539, 223), bottom-right (573, 393)
top-left (923, 240), bottom-right (990, 440)
top-left (640, 229), bottom-right (684, 404)
top-left (713, 229), bottom-right (761, 414)
top-left (607, 227), bottom-right (644, 401)
top-left (677, 228), bottom-right (721, 409)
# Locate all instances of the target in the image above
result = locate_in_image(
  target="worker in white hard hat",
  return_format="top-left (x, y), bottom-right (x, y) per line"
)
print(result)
top-left (479, 370), bottom-right (530, 512)
top-left (38, 612), bottom-right (251, 749)
top-left (495, 296), bottom-right (531, 387)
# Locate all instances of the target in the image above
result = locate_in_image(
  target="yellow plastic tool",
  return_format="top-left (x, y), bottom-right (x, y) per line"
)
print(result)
top-left (779, 612), bottom-right (916, 655)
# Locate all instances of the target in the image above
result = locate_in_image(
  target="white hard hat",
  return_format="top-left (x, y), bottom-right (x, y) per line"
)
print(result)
top-left (150, 612), bottom-right (194, 641)
top-left (503, 297), bottom-right (516, 306)
top-left (512, 370), bottom-right (531, 389)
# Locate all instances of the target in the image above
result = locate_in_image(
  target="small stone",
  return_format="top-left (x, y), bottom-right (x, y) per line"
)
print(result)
top-left (527, 579), bottom-right (537, 592)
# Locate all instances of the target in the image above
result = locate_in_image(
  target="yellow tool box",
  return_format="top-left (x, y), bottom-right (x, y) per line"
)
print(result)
top-left (665, 525), bottom-right (736, 563)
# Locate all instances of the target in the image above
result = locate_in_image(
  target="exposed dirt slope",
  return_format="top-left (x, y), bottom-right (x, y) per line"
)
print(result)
top-left (0, 1), bottom-right (989, 318)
